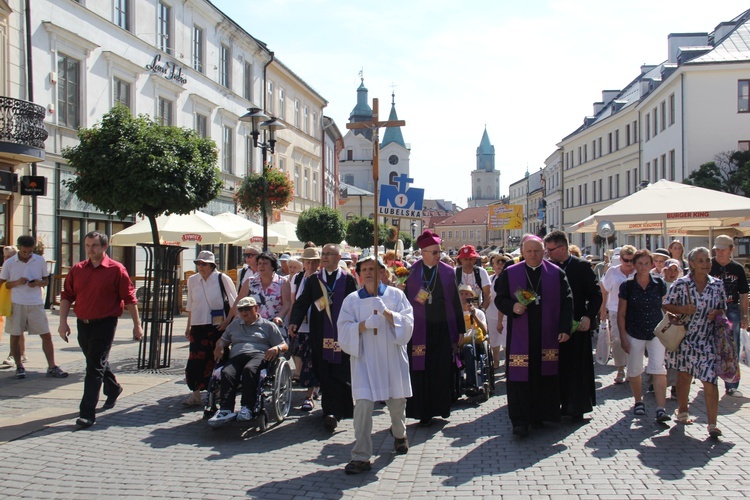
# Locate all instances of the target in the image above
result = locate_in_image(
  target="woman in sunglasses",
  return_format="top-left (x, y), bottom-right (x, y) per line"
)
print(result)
top-left (600, 245), bottom-right (637, 385)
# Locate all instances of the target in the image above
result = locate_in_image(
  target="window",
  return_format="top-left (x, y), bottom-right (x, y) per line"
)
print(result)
top-left (311, 112), bottom-right (317, 136)
top-left (157, 97), bottom-right (173, 126)
top-left (661, 154), bottom-right (666, 179)
top-left (598, 179), bottom-right (602, 202)
top-left (344, 174), bottom-right (354, 185)
top-left (669, 150), bottom-right (675, 180)
top-left (652, 108), bottom-right (658, 136)
top-left (58, 54), bottom-right (80, 128)
top-left (739, 141), bottom-right (750, 151)
top-left (266, 81), bottom-right (274, 114)
top-left (608, 176), bottom-right (613, 199)
top-left (115, 0), bottom-right (130, 31)
top-left (614, 130), bottom-right (619, 151)
top-left (294, 165), bottom-right (300, 196)
top-left (645, 113), bottom-right (650, 140)
top-left (192, 25), bottom-right (204, 73)
top-left (669, 94), bottom-right (675, 125)
top-left (222, 126), bottom-right (233, 173)
top-left (346, 149), bottom-right (353, 160)
top-left (652, 158), bottom-right (658, 182)
top-left (448, 231), bottom-right (453, 239)
top-left (632, 120), bottom-right (638, 142)
top-left (583, 183), bottom-right (588, 204)
top-left (278, 88), bottom-right (285, 119)
top-left (592, 140), bottom-right (597, 159)
top-left (157, 2), bottom-right (171, 53)
top-left (625, 124), bottom-right (631, 146)
top-left (294, 100), bottom-right (300, 128)
top-left (645, 162), bottom-right (650, 182)
top-left (278, 157), bottom-right (285, 172)
top-left (303, 106), bottom-right (309, 133)
top-left (219, 44), bottom-right (230, 88)
top-left (113, 77), bottom-right (130, 110)
top-left (462, 230), bottom-right (467, 240)
top-left (626, 170), bottom-right (631, 196)
top-left (195, 113), bottom-right (207, 138)
top-left (597, 137), bottom-right (602, 156)
top-left (615, 174), bottom-right (620, 198)
top-left (660, 101), bottom-right (666, 131)
top-left (592, 181), bottom-right (596, 202)
top-left (243, 62), bottom-right (252, 101)
top-left (577, 146), bottom-right (581, 164)
top-left (607, 133), bottom-right (612, 153)
top-left (739, 80), bottom-right (749, 112)
top-left (583, 144), bottom-right (587, 163)
top-left (312, 172), bottom-right (318, 202)
top-left (303, 169), bottom-right (309, 198)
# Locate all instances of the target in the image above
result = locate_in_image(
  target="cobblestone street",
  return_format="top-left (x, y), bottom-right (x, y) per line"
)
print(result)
top-left (1, 311), bottom-right (749, 498)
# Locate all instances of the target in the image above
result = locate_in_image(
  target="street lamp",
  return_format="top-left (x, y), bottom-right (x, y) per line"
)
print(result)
top-left (411, 221), bottom-right (417, 239)
top-left (240, 107), bottom-right (285, 252)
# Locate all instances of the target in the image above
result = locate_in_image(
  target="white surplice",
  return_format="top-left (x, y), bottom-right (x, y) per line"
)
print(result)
top-left (337, 286), bottom-right (414, 401)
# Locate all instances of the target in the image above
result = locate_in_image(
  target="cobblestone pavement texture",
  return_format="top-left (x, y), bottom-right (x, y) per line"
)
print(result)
top-left (0, 311), bottom-right (749, 498)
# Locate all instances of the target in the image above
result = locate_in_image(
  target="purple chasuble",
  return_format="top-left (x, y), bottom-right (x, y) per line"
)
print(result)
top-left (506, 260), bottom-right (561, 382)
top-left (406, 261), bottom-right (460, 371)
top-left (320, 269), bottom-right (346, 364)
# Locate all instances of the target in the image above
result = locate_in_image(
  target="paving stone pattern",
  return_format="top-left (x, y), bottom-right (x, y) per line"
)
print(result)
top-left (0, 312), bottom-right (749, 498)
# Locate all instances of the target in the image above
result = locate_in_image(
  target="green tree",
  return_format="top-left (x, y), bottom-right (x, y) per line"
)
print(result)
top-left (62, 105), bottom-right (221, 244)
top-left (730, 150), bottom-right (750, 195)
top-left (296, 206), bottom-right (346, 247)
top-left (345, 217), bottom-right (388, 249)
top-left (683, 151), bottom-right (750, 195)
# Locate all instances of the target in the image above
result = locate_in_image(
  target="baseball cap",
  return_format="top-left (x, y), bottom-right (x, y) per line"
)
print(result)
top-left (237, 296), bottom-right (257, 308)
top-left (713, 235), bottom-right (734, 250)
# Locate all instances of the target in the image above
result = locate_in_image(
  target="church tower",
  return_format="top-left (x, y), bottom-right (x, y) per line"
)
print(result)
top-left (468, 127), bottom-right (500, 207)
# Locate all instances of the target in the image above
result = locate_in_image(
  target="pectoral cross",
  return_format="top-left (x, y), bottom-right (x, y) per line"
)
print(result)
top-left (346, 97), bottom-right (406, 258)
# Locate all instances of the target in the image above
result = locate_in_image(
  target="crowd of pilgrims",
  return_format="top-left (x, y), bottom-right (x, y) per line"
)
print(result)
top-left (183, 228), bottom-right (748, 446)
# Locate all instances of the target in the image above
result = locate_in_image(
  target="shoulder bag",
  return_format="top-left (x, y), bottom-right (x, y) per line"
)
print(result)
top-left (654, 281), bottom-right (691, 351)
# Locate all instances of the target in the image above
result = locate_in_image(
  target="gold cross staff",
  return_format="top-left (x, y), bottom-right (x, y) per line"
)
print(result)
top-left (346, 98), bottom-right (406, 258)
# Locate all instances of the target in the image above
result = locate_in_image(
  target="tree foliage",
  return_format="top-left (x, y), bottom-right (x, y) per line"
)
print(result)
top-left (61, 105), bottom-right (221, 243)
top-left (683, 150), bottom-right (750, 196)
top-left (296, 206), bottom-right (346, 247)
top-left (345, 217), bottom-right (388, 249)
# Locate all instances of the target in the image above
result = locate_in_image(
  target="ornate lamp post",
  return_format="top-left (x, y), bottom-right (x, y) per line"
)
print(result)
top-left (240, 107), bottom-right (285, 252)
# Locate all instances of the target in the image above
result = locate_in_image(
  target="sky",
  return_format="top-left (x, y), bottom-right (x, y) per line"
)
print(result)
top-left (212, 0), bottom-right (749, 206)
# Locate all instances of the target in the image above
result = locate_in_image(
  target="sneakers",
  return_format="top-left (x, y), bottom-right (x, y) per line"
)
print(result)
top-left (655, 408), bottom-right (670, 422)
top-left (725, 388), bottom-right (743, 397)
top-left (207, 409), bottom-right (236, 428)
top-left (236, 406), bottom-right (253, 422)
top-left (46, 366), bottom-right (69, 378)
top-left (102, 386), bottom-right (124, 410)
top-left (344, 460), bottom-right (371, 475)
top-left (15, 366), bottom-right (26, 379)
top-left (75, 417), bottom-right (94, 428)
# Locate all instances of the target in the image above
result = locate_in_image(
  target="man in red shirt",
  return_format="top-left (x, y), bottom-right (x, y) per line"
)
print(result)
top-left (57, 231), bottom-right (143, 428)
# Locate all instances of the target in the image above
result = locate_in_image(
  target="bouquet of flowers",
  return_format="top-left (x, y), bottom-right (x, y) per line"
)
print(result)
top-left (393, 266), bottom-right (410, 285)
top-left (515, 287), bottom-right (539, 306)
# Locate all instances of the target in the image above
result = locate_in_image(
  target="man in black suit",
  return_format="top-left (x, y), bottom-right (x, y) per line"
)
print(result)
top-left (289, 243), bottom-right (358, 431)
top-left (543, 231), bottom-right (602, 421)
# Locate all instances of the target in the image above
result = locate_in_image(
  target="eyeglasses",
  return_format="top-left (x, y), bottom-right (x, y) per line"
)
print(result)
top-left (423, 250), bottom-right (440, 255)
top-left (321, 252), bottom-right (338, 257)
top-left (244, 253), bottom-right (258, 258)
top-left (620, 257), bottom-right (633, 263)
top-left (545, 245), bottom-right (564, 253)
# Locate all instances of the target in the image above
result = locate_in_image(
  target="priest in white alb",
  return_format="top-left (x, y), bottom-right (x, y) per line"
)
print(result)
top-left (337, 256), bottom-right (414, 475)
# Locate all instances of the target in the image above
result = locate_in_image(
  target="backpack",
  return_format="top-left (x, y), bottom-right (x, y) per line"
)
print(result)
top-left (455, 266), bottom-right (484, 304)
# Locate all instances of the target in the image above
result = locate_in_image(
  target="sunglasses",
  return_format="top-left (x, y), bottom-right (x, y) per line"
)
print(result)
top-left (620, 257), bottom-right (633, 263)
top-left (244, 253), bottom-right (259, 258)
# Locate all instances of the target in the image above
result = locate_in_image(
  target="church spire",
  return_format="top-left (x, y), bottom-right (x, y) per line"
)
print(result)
top-left (348, 71), bottom-right (373, 140)
top-left (381, 90), bottom-right (406, 148)
top-left (476, 127), bottom-right (495, 172)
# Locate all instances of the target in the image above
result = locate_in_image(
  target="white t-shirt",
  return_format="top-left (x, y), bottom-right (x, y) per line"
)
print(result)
top-left (601, 264), bottom-right (634, 312)
top-left (460, 266), bottom-right (491, 301)
top-left (0, 253), bottom-right (49, 306)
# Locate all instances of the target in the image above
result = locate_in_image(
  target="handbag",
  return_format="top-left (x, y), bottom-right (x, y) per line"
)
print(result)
top-left (715, 317), bottom-right (740, 383)
top-left (0, 283), bottom-right (11, 317)
top-left (740, 328), bottom-right (750, 368)
top-left (654, 281), bottom-right (691, 352)
top-left (595, 320), bottom-right (610, 365)
top-left (217, 273), bottom-right (230, 316)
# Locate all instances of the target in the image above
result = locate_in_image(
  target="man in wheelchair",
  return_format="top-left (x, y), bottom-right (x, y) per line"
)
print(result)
top-left (458, 284), bottom-right (489, 396)
top-left (208, 296), bottom-right (288, 428)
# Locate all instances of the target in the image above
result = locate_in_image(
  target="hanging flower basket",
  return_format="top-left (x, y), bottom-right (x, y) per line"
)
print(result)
top-left (235, 166), bottom-right (294, 215)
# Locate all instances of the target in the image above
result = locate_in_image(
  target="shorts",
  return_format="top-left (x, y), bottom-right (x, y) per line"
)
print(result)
top-left (626, 335), bottom-right (667, 378)
top-left (6, 304), bottom-right (50, 336)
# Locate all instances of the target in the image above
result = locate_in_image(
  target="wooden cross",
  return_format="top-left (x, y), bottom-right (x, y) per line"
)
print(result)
top-left (346, 98), bottom-right (406, 257)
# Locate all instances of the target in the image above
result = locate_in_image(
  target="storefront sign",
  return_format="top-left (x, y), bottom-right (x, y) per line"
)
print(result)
top-left (146, 54), bottom-right (187, 85)
top-left (20, 175), bottom-right (46, 196)
top-left (0, 171), bottom-right (16, 192)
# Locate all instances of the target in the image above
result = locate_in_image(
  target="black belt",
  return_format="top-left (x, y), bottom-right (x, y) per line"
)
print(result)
top-left (78, 317), bottom-right (116, 324)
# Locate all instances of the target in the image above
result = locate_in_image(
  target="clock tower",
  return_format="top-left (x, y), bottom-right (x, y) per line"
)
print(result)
top-left (468, 127), bottom-right (500, 208)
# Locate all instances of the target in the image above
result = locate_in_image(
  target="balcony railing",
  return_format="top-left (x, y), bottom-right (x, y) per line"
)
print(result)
top-left (0, 97), bottom-right (48, 150)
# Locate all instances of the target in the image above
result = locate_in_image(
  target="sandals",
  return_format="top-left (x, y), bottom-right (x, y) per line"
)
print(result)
top-left (633, 401), bottom-right (646, 416)
top-left (674, 410), bottom-right (693, 424)
top-left (655, 408), bottom-right (670, 422)
top-left (301, 399), bottom-right (314, 412)
top-left (614, 370), bottom-right (626, 384)
top-left (708, 424), bottom-right (722, 438)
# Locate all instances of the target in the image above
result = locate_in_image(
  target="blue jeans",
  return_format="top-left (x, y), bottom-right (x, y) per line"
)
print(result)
top-left (724, 304), bottom-right (741, 391)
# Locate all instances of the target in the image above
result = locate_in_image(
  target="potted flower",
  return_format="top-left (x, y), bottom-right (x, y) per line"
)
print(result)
top-left (235, 166), bottom-right (294, 214)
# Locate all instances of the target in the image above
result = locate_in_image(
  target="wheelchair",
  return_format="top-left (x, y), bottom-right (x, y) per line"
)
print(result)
top-left (455, 339), bottom-right (495, 402)
top-left (204, 355), bottom-right (293, 432)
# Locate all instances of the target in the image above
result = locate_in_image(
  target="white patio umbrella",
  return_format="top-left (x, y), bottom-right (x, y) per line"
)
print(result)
top-left (569, 179), bottom-right (750, 236)
top-left (110, 211), bottom-right (249, 246)
top-left (214, 212), bottom-right (288, 248)
top-left (268, 220), bottom-right (305, 250)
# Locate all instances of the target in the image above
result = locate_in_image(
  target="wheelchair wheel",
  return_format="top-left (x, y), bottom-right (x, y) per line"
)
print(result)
top-left (486, 344), bottom-right (496, 395)
top-left (268, 358), bottom-right (293, 423)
